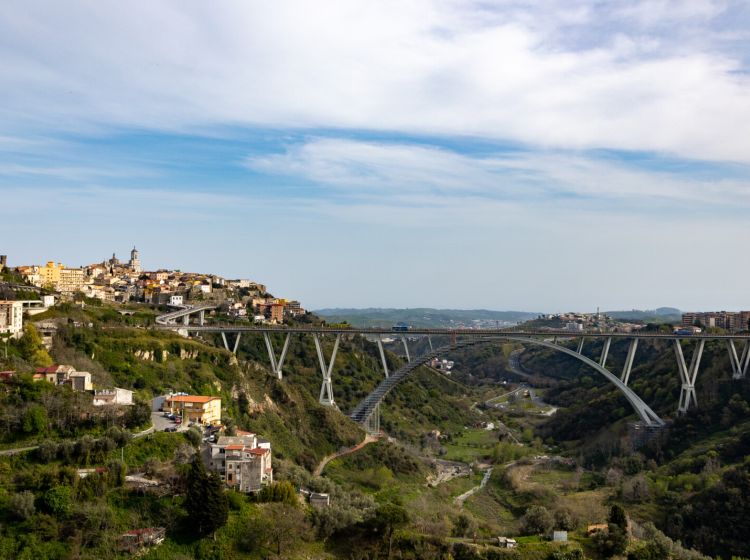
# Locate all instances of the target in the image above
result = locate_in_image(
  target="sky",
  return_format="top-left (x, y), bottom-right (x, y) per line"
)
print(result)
top-left (1, 0), bottom-right (749, 312)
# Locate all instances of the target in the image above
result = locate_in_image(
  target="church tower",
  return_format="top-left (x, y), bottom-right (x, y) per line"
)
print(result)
top-left (129, 246), bottom-right (141, 274)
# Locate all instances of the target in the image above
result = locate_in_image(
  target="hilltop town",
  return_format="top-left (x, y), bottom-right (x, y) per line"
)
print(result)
top-left (3, 248), bottom-right (305, 324)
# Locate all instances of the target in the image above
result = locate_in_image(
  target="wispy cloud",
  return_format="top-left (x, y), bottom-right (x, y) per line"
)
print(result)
top-left (246, 138), bottom-right (750, 212)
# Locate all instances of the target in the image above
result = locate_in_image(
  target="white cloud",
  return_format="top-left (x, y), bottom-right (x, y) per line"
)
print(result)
top-left (0, 1), bottom-right (749, 162)
top-left (246, 137), bottom-right (750, 211)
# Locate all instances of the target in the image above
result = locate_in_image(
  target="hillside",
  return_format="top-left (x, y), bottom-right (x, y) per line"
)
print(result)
top-left (513, 339), bottom-right (750, 558)
top-left (0, 303), bottom-right (495, 559)
top-left (1, 301), bottom-right (746, 558)
top-left (605, 308), bottom-right (682, 323)
top-left (314, 307), bottom-right (539, 328)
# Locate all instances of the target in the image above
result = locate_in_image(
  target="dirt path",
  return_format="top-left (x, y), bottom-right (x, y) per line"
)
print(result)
top-left (453, 466), bottom-right (494, 507)
top-left (314, 434), bottom-right (380, 476)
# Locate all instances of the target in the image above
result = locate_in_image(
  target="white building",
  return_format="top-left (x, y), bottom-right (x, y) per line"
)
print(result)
top-left (93, 387), bottom-right (134, 406)
top-left (0, 301), bottom-right (23, 339)
top-left (68, 371), bottom-right (93, 391)
top-left (169, 295), bottom-right (184, 307)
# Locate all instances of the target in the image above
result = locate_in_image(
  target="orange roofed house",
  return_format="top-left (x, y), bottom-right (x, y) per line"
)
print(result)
top-left (163, 395), bottom-right (222, 426)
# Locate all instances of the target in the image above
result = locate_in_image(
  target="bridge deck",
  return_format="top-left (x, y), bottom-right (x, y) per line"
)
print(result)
top-left (157, 324), bottom-right (750, 340)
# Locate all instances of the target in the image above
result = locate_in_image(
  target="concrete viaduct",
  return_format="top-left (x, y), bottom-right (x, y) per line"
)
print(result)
top-left (157, 305), bottom-right (750, 431)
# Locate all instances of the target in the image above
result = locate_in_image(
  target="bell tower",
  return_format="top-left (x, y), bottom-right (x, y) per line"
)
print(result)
top-left (129, 246), bottom-right (141, 274)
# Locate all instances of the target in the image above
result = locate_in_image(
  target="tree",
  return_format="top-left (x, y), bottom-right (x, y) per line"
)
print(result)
top-left (594, 505), bottom-right (629, 557)
top-left (123, 400), bottom-right (151, 429)
top-left (243, 503), bottom-right (311, 556)
top-left (40, 485), bottom-right (73, 518)
top-left (10, 491), bottom-right (36, 520)
top-left (593, 525), bottom-right (628, 558)
top-left (257, 480), bottom-right (298, 505)
top-left (522, 505), bottom-right (553, 536)
top-left (184, 427), bottom-right (202, 448)
top-left (608, 504), bottom-right (627, 529)
top-left (554, 508), bottom-right (576, 531)
top-left (16, 324), bottom-right (53, 366)
top-left (453, 513), bottom-right (478, 538)
top-left (372, 502), bottom-right (409, 559)
top-left (22, 405), bottom-right (47, 435)
top-left (183, 457), bottom-right (228, 538)
top-left (622, 474), bottom-right (650, 502)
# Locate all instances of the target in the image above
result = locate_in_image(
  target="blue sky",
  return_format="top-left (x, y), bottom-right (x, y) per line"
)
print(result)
top-left (1, 0), bottom-right (749, 311)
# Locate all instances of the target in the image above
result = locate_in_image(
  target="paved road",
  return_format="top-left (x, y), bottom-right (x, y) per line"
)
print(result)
top-left (0, 445), bottom-right (38, 456)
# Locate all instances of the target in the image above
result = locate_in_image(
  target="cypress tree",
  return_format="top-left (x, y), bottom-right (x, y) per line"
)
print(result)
top-left (184, 457), bottom-right (229, 537)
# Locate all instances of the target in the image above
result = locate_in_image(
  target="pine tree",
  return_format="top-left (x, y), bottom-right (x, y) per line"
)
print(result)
top-left (184, 457), bottom-right (228, 537)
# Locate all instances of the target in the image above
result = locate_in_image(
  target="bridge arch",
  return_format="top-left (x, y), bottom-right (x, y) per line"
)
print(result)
top-left (350, 336), bottom-right (664, 427)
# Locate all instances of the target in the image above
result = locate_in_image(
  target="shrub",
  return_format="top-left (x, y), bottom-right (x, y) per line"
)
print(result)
top-left (10, 491), bottom-right (35, 520)
top-left (522, 505), bottom-right (553, 536)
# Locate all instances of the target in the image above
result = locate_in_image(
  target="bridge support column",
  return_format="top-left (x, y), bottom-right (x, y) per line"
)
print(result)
top-left (314, 334), bottom-right (340, 406)
top-left (401, 336), bottom-right (411, 363)
top-left (263, 333), bottom-right (290, 380)
top-left (742, 342), bottom-right (750, 379)
top-left (674, 339), bottom-right (704, 414)
top-left (183, 314), bottom-right (190, 326)
top-left (621, 338), bottom-right (639, 386)
top-left (599, 337), bottom-right (612, 368)
top-left (427, 336), bottom-right (433, 352)
top-left (577, 338), bottom-right (585, 354)
top-left (728, 340), bottom-right (744, 380)
top-left (377, 336), bottom-right (389, 378)
top-left (199, 311), bottom-right (205, 326)
top-left (221, 332), bottom-right (242, 355)
top-left (365, 405), bottom-right (381, 435)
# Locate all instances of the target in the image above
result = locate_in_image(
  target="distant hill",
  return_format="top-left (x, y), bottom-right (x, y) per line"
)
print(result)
top-left (313, 307), bottom-right (539, 328)
top-left (605, 307), bottom-right (682, 323)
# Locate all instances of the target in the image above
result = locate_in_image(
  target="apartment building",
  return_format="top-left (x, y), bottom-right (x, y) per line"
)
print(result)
top-left (0, 300), bottom-right (23, 339)
top-left (209, 432), bottom-right (273, 493)
top-left (162, 395), bottom-right (222, 425)
top-left (682, 311), bottom-right (750, 332)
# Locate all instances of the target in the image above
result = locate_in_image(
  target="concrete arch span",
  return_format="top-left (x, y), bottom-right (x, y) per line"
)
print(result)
top-left (350, 336), bottom-right (664, 428)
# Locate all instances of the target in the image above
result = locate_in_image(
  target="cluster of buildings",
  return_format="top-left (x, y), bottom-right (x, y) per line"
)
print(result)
top-left (534, 311), bottom-right (643, 334)
top-left (0, 364), bottom-right (135, 407)
top-left (428, 357), bottom-right (454, 372)
top-left (32, 364), bottom-right (93, 391)
top-left (536, 311), bottom-right (621, 332)
top-left (682, 311), bottom-right (750, 332)
top-left (8, 248), bottom-right (305, 325)
top-left (158, 394), bottom-right (275, 493)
